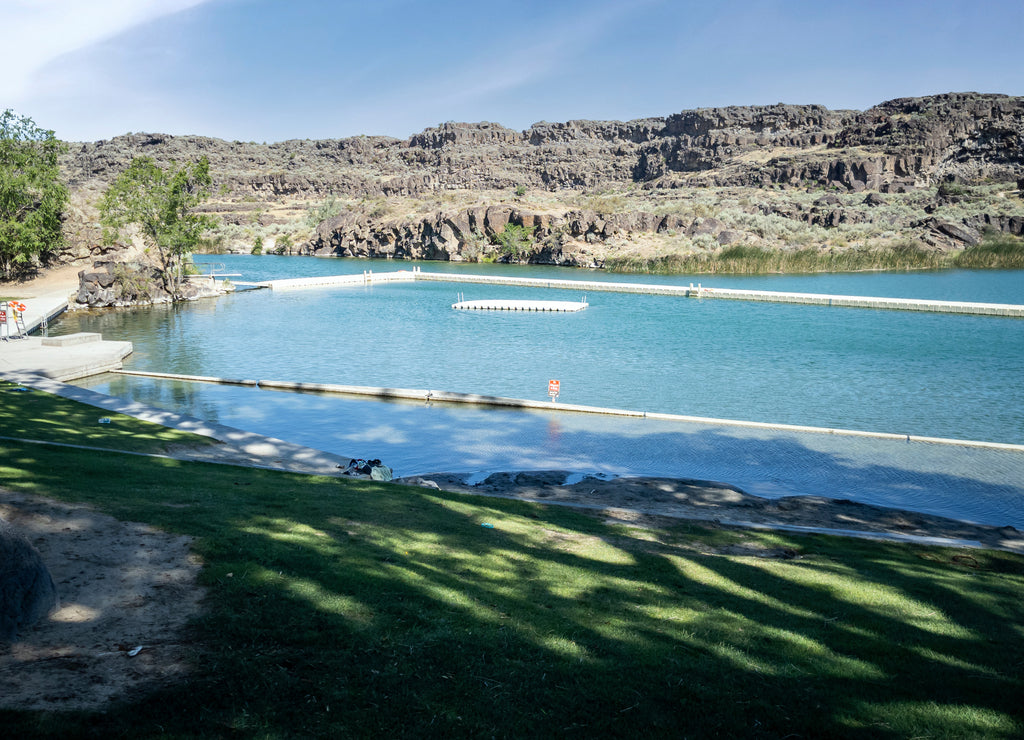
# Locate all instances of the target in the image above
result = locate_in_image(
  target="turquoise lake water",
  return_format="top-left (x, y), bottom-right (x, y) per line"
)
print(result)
top-left (55, 256), bottom-right (1024, 528)
top-left (58, 255), bottom-right (1024, 443)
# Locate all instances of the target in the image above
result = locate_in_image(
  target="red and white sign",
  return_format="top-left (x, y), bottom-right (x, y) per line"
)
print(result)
top-left (548, 379), bottom-right (560, 399)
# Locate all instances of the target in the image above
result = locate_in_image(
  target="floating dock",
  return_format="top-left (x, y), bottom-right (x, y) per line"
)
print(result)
top-left (224, 267), bottom-right (1024, 318)
top-left (260, 270), bottom-right (416, 291)
top-left (452, 299), bottom-right (588, 312)
top-left (417, 272), bottom-right (1024, 318)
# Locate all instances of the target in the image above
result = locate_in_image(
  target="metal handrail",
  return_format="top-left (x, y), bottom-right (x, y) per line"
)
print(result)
top-left (192, 261), bottom-right (227, 275)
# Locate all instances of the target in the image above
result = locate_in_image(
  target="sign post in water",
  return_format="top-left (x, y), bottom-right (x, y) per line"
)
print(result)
top-left (548, 379), bottom-right (560, 402)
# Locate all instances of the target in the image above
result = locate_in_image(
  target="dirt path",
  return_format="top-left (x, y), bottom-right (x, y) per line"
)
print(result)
top-left (0, 263), bottom-right (83, 299)
top-left (0, 490), bottom-right (203, 711)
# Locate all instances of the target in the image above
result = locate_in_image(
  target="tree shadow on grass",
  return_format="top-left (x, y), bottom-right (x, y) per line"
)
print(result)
top-left (1, 442), bottom-right (1023, 738)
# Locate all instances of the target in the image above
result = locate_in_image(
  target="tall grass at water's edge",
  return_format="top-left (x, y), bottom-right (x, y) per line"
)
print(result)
top-left (1, 384), bottom-right (1023, 738)
top-left (606, 235), bottom-right (1024, 275)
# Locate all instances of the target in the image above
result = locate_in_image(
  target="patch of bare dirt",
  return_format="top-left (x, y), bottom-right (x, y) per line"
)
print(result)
top-left (0, 263), bottom-right (82, 298)
top-left (0, 490), bottom-right (204, 712)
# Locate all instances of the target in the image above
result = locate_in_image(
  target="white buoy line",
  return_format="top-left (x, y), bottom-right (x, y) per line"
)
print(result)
top-left (252, 269), bottom-right (1024, 318)
top-left (112, 370), bottom-right (1024, 453)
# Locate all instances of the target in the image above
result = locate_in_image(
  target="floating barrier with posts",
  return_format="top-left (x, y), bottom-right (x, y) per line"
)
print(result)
top-left (452, 296), bottom-right (588, 312)
top-left (243, 267), bottom-right (1024, 318)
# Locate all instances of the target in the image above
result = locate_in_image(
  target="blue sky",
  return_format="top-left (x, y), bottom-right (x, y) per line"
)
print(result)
top-left (3, 0), bottom-right (1023, 143)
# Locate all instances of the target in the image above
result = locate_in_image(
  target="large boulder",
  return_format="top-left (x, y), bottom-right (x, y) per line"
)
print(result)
top-left (0, 519), bottom-right (59, 641)
top-left (76, 261), bottom-right (230, 307)
top-left (935, 221), bottom-right (982, 246)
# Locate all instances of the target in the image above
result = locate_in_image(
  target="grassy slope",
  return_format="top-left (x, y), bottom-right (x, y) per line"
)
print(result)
top-left (0, 381), bottom-right (218, 455)
top-left (1, 386), bottom-right (1023, 738)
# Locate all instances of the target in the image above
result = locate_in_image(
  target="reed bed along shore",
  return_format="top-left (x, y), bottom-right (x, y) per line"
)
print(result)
top-left (606, 234), bottom-right (1024, 275)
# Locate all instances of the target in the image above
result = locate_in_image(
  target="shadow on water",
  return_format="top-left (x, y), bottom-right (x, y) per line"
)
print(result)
top-left (67, 376), bottom-right (1024, 529)
top-left (51, 262), bottom-right (1024, 447)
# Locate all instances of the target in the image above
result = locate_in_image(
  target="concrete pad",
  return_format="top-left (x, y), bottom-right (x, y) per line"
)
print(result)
top-left (0, 337), bottom-right (133, 381)
top-left (41, 333), bottom-right (101, 347)
top-left (2, 290), bottom-right (71, 335)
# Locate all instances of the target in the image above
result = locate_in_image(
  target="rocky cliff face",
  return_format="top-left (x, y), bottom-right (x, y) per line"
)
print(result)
top-left (62, 93), bottom-right (1024, 195)
top-left (58, 92), bottom-right (1024, 266)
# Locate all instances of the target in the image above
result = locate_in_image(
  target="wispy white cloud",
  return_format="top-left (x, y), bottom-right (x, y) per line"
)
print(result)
top-left (412, 0), bottom-right (660, 119)
top-left (0, 0), bottom-right (215, 102)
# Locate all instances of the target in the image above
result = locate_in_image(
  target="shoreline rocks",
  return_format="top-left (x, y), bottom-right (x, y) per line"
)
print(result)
top-left (76, 261), bottom-right (231, 308)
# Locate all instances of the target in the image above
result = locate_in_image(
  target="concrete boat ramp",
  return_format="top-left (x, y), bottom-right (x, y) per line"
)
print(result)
top-left (1, 289), bottom-right (133, 381)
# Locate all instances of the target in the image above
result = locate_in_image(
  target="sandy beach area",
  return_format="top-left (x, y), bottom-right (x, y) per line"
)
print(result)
top-left (1, 263), bottom-right (83, 299)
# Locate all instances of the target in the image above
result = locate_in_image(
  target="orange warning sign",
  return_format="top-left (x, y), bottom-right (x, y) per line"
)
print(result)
top-left (548, 379), bottom-right (560, 396)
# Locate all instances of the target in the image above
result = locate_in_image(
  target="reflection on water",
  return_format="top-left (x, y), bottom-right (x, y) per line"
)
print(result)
top-left (73, 374), bottom-right (1024, 529)
top-left (98, 374), bottom-right (224, 423)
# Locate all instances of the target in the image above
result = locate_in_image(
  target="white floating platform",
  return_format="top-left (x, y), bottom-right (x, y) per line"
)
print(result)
top-left (263, 271), bottom-right (416, 291)
top-left (452, 299), bottom-right (588, 312)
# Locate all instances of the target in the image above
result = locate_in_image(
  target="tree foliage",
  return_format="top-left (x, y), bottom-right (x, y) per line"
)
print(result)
top-left (0, 110), bottom-right (68, 280)
top-left (494, 223), bottom-right (535, 261)
top-left (99, 156), bottom-right (215, 298)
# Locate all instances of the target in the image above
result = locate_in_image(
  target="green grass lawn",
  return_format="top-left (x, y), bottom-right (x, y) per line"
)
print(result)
top-left (0, 380), bottom-right (218, 454)
top-left (2, 384), bottom-right (1023, 738)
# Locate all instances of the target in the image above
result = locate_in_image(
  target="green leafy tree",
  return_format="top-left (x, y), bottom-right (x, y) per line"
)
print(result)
top-left (99, 156), bottom-right (215, 298)
top-left (0, 110), bottom-right (68, 280)
top-left (494, 223), bottom-right (535, 261)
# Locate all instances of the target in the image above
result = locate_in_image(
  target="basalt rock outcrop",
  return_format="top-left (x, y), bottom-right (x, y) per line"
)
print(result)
top-left (308, 206), bottom-right (751, 265)
top-left (76, 261), bottom-right (230, 307)
top-left (0, 519), bottom-right (59, 641)
top-left (61, 93), bottom-right (1024, 198)
top-left (56, 92), bottom-right (1024, 265)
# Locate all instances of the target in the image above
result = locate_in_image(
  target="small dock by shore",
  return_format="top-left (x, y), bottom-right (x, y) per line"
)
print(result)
top-left (0, 333), bottom-right (133, 381)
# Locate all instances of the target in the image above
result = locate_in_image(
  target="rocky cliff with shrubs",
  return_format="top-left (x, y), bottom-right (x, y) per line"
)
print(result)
top-left (58, 92), bottom-right (1024, 272)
